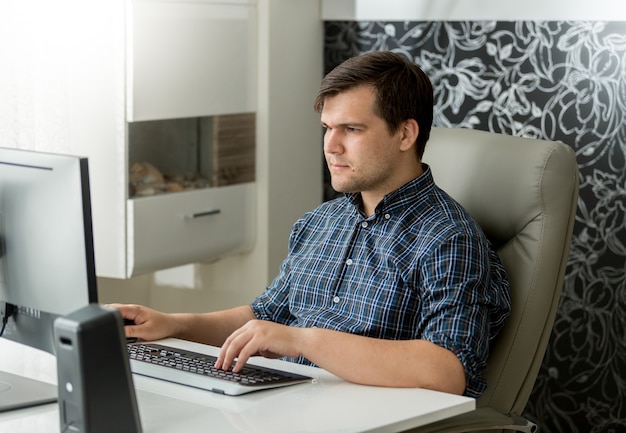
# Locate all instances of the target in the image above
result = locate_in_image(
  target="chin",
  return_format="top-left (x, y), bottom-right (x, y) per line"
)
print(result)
top-left (332, 185), bottom-right (356, 194)
top-left (331, 177), bottom-right (360, 194)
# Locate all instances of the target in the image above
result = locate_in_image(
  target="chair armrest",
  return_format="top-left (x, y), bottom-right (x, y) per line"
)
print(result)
top-left (402, 407), bottom-right (537, 433)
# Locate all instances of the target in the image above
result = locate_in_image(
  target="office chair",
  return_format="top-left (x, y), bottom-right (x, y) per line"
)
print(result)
top-left (413, 127), bottom-right (579, 433)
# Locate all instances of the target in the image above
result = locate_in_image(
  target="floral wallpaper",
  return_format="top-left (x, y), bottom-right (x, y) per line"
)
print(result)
top-left (323, 20), bottom-right (626, 433)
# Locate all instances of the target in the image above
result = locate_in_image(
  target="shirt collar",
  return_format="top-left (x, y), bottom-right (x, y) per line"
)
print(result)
top-left (346, 164), bottom-right (435, 217)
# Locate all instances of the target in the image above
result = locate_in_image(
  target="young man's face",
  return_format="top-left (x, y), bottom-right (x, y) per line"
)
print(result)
top-left (321, 85), bottom-right (407, 197)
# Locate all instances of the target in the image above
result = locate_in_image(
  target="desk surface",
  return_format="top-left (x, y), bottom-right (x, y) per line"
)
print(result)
top-left (0, 337), bottom-right (475, 433)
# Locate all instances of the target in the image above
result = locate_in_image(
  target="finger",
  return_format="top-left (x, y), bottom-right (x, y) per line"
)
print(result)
top-left (232, 345), bottom-right (255, 372)
top-left (229, 332), bottom-right (263, 372)
top-left (124, 322), bottom-right (141, 338)
top-left (107, 303), bottom-right (141, 322)
top-left (215, 347), bottom-right (227, 370)
top-left (215, 331), bottom-right (239, 370)
top-left (217, 327), bottom-right (253, 371)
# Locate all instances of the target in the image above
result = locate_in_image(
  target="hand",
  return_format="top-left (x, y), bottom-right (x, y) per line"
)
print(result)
top-left (107, 303), bottom-right (176, 342)
top-left (215, 320), bottom-right (303, 372)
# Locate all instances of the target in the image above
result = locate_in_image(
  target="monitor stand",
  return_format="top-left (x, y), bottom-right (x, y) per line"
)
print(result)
top-left (0, 370), bottom-right (57, 413)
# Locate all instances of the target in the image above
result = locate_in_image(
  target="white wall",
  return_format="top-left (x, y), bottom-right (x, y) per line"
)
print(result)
top-left (321, 0), bottom-right (626, 20)
top-left (98, 0), bottom-right (324, 313)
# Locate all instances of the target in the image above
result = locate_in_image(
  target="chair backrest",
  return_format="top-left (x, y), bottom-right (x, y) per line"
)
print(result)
top-left (422, 127), bottom-right (579, 416)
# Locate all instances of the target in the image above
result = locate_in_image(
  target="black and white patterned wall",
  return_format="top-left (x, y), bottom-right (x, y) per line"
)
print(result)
top-left (322, 20), bottom-right (626, 433)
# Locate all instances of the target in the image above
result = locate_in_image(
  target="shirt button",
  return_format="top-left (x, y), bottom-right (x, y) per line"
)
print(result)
top-left (346, 258), bottom-right (353, 265)
top-left (361, 221), bottom-right (368, 228)
top-left (384, 213), bottom-right (391, 220)
top-left (333, 296), bottom-right (340, 303)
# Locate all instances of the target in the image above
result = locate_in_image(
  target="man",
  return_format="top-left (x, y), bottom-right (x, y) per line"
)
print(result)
top-left (113, 51), bottom-right (510, 398)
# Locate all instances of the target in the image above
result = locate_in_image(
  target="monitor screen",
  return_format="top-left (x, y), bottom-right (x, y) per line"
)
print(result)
top-left (0, 146), bottom-right (98, 412)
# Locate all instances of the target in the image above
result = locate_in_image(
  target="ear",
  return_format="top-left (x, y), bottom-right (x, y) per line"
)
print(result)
top-left (399, 119), bottom-right (419, 152)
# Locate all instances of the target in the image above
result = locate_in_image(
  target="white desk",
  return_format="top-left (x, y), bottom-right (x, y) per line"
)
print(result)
top-left (0, 338), bottom-right (475, 433)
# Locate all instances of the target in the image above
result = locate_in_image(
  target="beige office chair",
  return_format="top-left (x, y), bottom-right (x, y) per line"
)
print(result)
top-left (412, 127), bottom-right (579, 433)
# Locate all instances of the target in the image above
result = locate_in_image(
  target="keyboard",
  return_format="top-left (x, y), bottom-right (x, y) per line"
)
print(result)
top-left (127, 342), bottom-right (312, 396)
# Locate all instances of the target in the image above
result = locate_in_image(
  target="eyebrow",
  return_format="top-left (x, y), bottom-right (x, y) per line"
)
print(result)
top-left (321, 121), bottom-right (368, 129)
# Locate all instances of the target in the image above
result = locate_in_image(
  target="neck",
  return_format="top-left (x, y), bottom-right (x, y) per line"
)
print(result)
top-left (360, 162), bottom-right (424, 217)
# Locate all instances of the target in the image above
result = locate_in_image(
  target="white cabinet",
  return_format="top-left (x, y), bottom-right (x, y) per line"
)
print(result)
top-left (122, 0), bottom-right (257, 278)
top-left (127, 0), bottom-right (256, 121)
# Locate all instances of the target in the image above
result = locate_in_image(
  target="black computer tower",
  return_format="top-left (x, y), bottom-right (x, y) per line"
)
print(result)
top-left (54, 304), bottom-right (142, 433)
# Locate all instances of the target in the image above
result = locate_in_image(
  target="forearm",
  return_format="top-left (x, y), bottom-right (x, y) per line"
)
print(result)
top-left (301, 328), bottom-right (466, 395)
top-left (171, 305), bottom-right (256, 347)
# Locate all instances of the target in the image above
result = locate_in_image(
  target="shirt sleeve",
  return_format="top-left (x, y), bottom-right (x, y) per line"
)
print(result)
top-left (418, 231), bottom-right (503, 398)
top-left (250, 218), bottom-right (305, 325)
top-left (250, 256), bottom-right (294, 324)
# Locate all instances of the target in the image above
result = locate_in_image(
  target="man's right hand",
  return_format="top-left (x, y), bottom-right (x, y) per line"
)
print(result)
top-left (107, 303), bottom-right (178, 342)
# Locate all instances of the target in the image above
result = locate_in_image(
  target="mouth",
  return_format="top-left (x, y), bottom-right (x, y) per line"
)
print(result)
top-left (327, 160), bottom-right (350, 171)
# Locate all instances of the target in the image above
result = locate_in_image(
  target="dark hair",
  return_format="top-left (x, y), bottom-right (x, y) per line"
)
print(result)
top-left (314, 51), bottom-right (433, 159)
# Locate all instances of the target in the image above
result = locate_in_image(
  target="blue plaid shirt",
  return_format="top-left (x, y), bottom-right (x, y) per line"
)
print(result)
top-left (251, 165), bottom-right (511, 397)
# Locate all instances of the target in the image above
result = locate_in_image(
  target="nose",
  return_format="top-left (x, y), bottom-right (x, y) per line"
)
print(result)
top-left (323, 128), bottom-right (343, 155)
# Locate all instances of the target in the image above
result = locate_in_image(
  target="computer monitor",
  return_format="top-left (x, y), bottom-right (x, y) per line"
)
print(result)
top-left (0, 146), bottom-right (98, 412)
